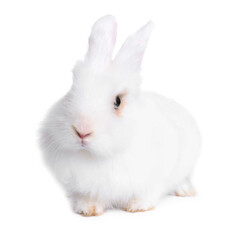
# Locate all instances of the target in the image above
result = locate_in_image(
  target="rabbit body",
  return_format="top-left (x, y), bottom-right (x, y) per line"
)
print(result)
top-left (40, 16), bottom-right (201, 216)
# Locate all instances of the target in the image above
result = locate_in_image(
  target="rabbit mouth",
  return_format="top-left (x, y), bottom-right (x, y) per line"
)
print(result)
top-left (77, 136), bottom-right (91, 149)
top-left (80, 140), bottom-right (89, 147)
top-left (78, 140), bottom-right (91, 152)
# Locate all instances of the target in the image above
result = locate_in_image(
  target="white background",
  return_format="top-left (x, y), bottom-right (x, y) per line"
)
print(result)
top-left (0, 0), bottom-right (246, 239)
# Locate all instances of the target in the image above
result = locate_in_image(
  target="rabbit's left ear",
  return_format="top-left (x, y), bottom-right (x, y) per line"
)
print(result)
top-left (84, 15), bottom-right (117, 71)
top-left (113, 21), bottom-right (154, 73)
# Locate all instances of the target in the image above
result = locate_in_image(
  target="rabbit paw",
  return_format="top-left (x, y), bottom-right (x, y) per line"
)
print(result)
top-left (124, 199), bottom-right (155, 213)
top-left (79, 204), bottom-right (104, 217)
top-left (72, 197), bottom-right (104, 217)
top-left (173, 179), bottom-right (196, 197)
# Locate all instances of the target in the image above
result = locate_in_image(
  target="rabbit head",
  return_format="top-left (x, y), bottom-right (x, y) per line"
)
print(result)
top-left (42, 15), bottom-right (154, 157)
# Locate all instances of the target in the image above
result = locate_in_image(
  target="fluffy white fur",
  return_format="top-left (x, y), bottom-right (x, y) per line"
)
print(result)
top-left (40, 15), bottom-right (201, 216)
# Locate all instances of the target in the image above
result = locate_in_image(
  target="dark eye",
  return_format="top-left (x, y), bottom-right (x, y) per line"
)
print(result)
top-left (114, 96), bottom-right (121, 109)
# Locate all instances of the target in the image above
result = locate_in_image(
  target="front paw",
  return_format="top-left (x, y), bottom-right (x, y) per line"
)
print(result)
top-left (173, 179), bottom-right (196, 197)
top-left (72, 197), bottom-right (104, 217)
top-left (124, 199), bottom-right (155, 213)
top-left (77, 204), bottom-right (104, 217)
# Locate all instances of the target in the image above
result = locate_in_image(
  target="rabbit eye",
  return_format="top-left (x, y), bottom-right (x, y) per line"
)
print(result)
top-left (114, 96), bottom-right (121, 109)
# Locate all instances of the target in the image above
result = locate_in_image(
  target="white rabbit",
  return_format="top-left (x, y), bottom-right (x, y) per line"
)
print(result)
top-left (40, 15), bottom-right (201, 216)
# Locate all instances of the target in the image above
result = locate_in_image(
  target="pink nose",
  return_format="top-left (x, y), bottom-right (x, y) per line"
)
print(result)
top-left (73, 126), bottom-right (92, 140)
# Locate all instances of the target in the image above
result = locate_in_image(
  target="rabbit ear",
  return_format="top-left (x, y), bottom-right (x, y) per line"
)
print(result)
top-left (84, 15), bottom-right (117, 71)
top-left (113, 21), bottom-right (154, 73)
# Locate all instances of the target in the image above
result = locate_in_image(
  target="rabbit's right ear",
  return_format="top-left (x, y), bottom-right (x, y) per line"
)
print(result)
top-left (113, 21), bottom-right (154, 73)
top-left (84, 15), bottom-right (117, 71)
